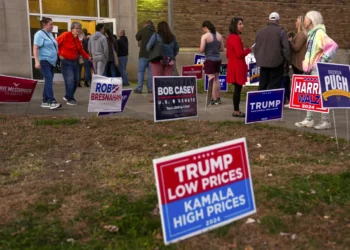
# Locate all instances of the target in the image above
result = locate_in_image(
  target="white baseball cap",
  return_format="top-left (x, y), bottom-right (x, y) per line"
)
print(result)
top-left (269, 12), bottom-right (280, 21)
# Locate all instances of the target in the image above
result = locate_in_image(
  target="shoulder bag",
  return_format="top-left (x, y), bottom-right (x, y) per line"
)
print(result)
top-left (148, 34), bottom-right (163, 62)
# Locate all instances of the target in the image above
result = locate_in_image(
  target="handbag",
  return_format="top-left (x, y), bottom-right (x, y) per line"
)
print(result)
top-left (41, 30), bottom-right (61, 71)
top-left (148, 34), bottom-right (163, 62)
top-left (112, 46), bottom-right (119, 67)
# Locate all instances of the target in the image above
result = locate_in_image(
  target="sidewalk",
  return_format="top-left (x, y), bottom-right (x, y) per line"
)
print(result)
top-left (1, 83), bottom-right (349, 139)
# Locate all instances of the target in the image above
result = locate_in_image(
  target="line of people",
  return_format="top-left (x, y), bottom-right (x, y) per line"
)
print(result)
top-left (33, 18), bottom-right (129, 109)
top-left (198, 11), bottom-right (337, 130)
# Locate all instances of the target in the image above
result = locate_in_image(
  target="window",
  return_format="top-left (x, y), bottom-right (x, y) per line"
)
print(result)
top-left (28, 0), bottom-right (40, 13)
top-left (100, 0), bottom-right (109, 17)
top-left (41, 0), bottom-right (98, 17)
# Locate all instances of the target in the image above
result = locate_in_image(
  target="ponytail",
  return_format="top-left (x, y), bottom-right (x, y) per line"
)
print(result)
top-left (202, 21), bottom-right (216, 33)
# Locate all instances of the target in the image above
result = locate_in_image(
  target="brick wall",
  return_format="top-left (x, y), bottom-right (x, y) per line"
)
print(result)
top-left (137, 0), bottom-right (168, 30)
top-left (173, 0), bottom-right (350, 49)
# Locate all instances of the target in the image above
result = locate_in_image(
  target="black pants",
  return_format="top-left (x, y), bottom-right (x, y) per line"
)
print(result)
top-left (292, 64), bottom-right (303, 75)
top-left (258, 64), bottom-right (284, 90)
top-left (233, 83), bottom-right (243, 111)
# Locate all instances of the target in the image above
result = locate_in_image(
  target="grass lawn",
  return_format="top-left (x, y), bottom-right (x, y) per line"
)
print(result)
top-left (0, 115), bottom-right (349, 250)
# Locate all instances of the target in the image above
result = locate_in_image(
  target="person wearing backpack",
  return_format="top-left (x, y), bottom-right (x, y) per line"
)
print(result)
top-left (295, 11), bottom-right (338, 130)
top-left (33, 17), bottom-right (61, 110)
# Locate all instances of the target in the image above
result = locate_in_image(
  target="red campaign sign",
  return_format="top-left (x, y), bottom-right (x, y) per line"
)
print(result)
top-left (181, 65), bottom-right (203, 80)
top-left (154, 139), bottom-right (250, 205)
top-left (290, 74), bottom-right (329, 113)
top-left (0, 75), bottom-right (37, 103)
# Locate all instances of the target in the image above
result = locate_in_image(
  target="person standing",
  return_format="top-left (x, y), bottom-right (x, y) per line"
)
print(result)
top-left (104, 29), bottom-right (118, 77)
top-left (295, 11), bottom-right (338, 130)
top-left (33, 17), bottom-right (61, 110)
top-left (135, 20), bottom-right (155, 94)
top-left (82, 32), bottom-right (92, 87)
top-left (56, 21), bottom-right (90, 105)
top-left (89, 23), bottom-right (108, 76)
top-left (254, 12), bottom-right (290, 90)
top-left (226, 17), bottom-right (253, 117)
top-left (147, 21), bottom-right (179, 77)
top-left (117, 29), bottom-right (130, 86)
top-left (200, 21), bottom-right (224, 105)
top-left (289, 15), bottom-right (308, 75)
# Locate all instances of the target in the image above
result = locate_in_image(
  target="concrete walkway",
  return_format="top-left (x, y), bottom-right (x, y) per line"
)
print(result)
top-left (1, 83), bottom-right (349, 140)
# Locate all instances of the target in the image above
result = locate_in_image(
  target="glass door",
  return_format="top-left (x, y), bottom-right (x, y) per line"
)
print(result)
top-left (96, 18), bottom-right (116, 35)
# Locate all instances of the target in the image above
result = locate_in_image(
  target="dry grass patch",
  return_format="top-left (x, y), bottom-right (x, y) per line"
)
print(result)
top-left (0, 115), bottom-right (349, 249)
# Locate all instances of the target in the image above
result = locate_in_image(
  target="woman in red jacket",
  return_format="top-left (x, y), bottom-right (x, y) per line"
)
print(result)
top-left (226, 17), bottom-right (252, 117)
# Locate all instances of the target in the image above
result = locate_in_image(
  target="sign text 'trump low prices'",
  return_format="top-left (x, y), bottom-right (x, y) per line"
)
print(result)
top-left (153, 138), bottom-right (256, 245)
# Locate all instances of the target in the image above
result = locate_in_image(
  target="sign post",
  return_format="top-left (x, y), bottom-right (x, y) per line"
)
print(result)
top-left (153, 138), bottom-right (256, 245)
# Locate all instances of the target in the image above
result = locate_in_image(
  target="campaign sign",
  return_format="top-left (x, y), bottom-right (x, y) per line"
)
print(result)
top-left (317, 62), bottom-right (350, 108)
top-left (0, 75), bottom-right (37, 102)
top-left (194, 54), bottom-right (206, 65)
top-left (153, 138), bottom-right (256, 245)
top-left (182, 65), bottom-right (203, 80)
top-left (220, 64), bottom-right (227, 76)
top-left (290, 75), bottom-right (328, 113)
top-left (246, 89), bottom-right (284, 124)
top-left (97, 89), bottom-right (132, 116)
top-left (248, 62), bottom-right (260, 85)
top-left (154, 76), bottom-right (198, 122)
top-left (88, 75), bottom-right (122, 113)
top-left (204, 75), bottom-right (228, 92)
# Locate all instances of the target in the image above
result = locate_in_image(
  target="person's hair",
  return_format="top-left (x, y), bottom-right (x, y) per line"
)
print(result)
top-left (86, 33), bottom-right (91, 36)
top-left (305, 11), bottom-right (324, 27)
top-left (71, 21), bottom-right (82, 30)
top-left (157, 21), bottom-right (175, 44)
top-left (112, 34), bottom-right (117, 39)
top-left (297, 15), bottom-right (305, 33)
top-left (202, 21), bottom-right (216, 33)
top-left (119, 29), bottom-right (125, 36)
top-left (229, 17), bottom-right (243, 35)
top-left (82, 28), bottom-right (88, 35)
top-left (96, 23), bottom-right (105, 32)
top-left (287, 31), bottom-right (295, 39)
top-left (105, 29), bottom-right (114, 45)
top-left (40, 17), bottom-right (52, 28)
top-left (145, 20), bottom-right (153, 26)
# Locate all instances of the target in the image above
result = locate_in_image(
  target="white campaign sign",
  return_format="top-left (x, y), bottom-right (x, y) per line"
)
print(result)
top-left (88, 75), bottom-right (123, 113)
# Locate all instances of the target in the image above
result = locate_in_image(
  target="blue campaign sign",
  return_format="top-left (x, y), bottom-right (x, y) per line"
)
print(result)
top-left (204, 75), bottom-right (228, 92)
top-left (245, 89), bottom-right (284, 124)
top-left (248, 62), bottom-right (260, 85)
top-left (316, 62), bottom-right (350, 108)
top-left (194, 54), bottom-right (206, 65)
top-left (97, 89), bottom-right (132, 116)
top-left (153, 138), bottom-right (256, 245)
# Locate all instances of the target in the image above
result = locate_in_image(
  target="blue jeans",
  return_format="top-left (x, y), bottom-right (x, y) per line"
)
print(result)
top-left (40, 60), bottom-right (55, 103)
top-left (105, 62), bottom-right (117, 77)
top-left (118, 56), bottom-right (129, 84)
top-left (137, 58), bottom-right (152, 91)
top-left (83, 58), bottom-right (92, 82)
top-left (61, 59), bottom-right (79, 101)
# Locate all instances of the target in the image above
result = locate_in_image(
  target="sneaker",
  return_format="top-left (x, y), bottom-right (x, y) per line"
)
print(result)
top-left (63, 97), bottom-right (67, 101)
top-left (49, 102), bottom-right (62, 110)
top-left (84, 81), bottom-right (90, 88)
top-left (295, 119), bottom-right (315, 128)
top-left (123, 83), bottom-right (131, 87)
top-left (216, 98), bottom-right (222, 104)
top-left (284, 103), bottom-right (290, 108)
top-left (314, 121), bottom-right (331, 130)
top-left (41, 102), bottom-right (50, 108)
top-left (67, 100), bottom-right (77, 106)
top-left (210, 99), bottom-right (218, 105)
top-left (134, 89), bottom-right (142, 94)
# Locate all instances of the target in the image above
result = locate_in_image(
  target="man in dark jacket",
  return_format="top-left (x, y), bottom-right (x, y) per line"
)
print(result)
top-left (254, 12), bottom-right (290, 90)
top-left (117, 29), bottom-right (129, 86)
top-left (135, 20), bottom-right (155, 94)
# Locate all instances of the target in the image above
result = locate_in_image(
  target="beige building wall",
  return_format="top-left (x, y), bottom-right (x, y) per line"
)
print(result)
top-left (0, 0), bottom-right (32, 78)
